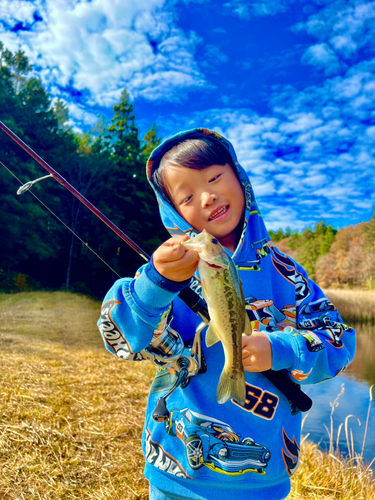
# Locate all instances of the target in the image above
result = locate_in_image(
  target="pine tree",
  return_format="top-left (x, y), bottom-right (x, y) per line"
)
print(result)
top-left (53, 98), bottom-right (70, 131)
top-left (0, 45), bottom-right (78, 290)
top-left (1, 45), bottom-right (33, 94)
top-left (142, 122), bottom-right (162, 160)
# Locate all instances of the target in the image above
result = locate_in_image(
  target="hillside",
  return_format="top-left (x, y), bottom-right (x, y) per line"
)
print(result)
top-left (271, 219), bottom-right (375, 290)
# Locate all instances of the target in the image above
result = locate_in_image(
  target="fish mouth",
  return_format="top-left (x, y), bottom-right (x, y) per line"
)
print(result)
top-left (208, 205), bottom-right (229, 221)
top-left (207, 262), bottom-right (223, 269)
top-left (202, 256), bottom-right (229, 270)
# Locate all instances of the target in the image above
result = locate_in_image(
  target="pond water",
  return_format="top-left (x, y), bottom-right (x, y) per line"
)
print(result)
top-left (302, 322), bottom-right (375, 465)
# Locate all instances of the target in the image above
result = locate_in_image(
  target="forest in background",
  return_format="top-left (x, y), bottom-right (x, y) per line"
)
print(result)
top-left (269, 217), bottom-right (375, 291)
top-left (0, 43), bottom-right (374, 297)
top-left (0, 43), bottom-right (169, 297)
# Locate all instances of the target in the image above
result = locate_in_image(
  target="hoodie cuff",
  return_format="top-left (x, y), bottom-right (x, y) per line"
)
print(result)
top-left (133, 260), bottom-right (191, 309)
top-left (267, 330), bottom-right (298, 372)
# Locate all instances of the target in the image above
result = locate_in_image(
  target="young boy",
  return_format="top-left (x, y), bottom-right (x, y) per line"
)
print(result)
top-left (98, 128), bottom-right (355, 500)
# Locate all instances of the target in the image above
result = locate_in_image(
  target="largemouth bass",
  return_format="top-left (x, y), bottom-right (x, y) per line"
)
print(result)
top-left (183, 230), bottom-right (252, 405)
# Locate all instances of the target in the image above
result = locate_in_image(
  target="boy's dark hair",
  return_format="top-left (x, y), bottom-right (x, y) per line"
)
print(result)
top-left (153, 138), bottom-right (236, 202)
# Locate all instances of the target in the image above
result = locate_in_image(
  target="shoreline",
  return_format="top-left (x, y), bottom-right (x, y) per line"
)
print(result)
top-left (0, 291), bottom-right (374, 498)
top-left (324, 289), bottom-right (375, 324)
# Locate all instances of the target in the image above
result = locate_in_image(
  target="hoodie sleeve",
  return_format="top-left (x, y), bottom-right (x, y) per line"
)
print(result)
top-left (266, 260), bottom-right (356, 385)
top-left (97, 259), bottom-right (190, 359)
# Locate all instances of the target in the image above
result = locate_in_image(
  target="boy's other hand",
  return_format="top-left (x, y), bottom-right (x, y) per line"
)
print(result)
top-left (242, 330), bottom-right (272, 372)
top-left (153, 235), bottom-right (199, 282)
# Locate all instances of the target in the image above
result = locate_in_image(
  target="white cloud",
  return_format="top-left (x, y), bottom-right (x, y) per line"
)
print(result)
top-left (251, 178), bottom-right (276, 197)
top-left (352, 199), bottom-right (374, 209)
top-left (302, 43), bottom-right (341, 74)
top-left (365, 126), bottom-right (375, 140)
top-left (314, 185), bottom-right (356, 199)
top-left (66, 101), bottom-right (98, 126)
top-left (330, 71), bottom-right (364, 99)
top-left (202, 45), bottom-right (228, 68)
top-left (263, 206), bottom-right (307, 232)
top-left (330, 35), bottom-right (357, 58)
top-left (0, 0), bottom-right (39, 25)
top-left (0, 0), bottom-right (209, 107)
top-left (223, 0), bottom-right (297, 19)
top-left (295, 0), bottom-right (375, 72)
top-left (279, 112), bottom-right (323, 133)
top-left (302, 174), bottom-right (329, 187)
top-left (128, 70), bottom-right (210, 102)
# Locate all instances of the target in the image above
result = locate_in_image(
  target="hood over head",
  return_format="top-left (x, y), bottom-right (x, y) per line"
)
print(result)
top-left (146, 128), bottom-right (270, 264)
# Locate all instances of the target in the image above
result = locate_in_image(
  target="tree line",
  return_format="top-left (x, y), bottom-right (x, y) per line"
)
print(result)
top-left (0, 43), bottom-right (168, 297)
top-left (269, 216), bottom-right (375, 290)
top-left (1, 43), bottom-right (374, 297)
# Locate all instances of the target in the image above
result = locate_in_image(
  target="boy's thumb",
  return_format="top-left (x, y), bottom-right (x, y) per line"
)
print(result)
top-left (172, 241), bottom-right (186, 257)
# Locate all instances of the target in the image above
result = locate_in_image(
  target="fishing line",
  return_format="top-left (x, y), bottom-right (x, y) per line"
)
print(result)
top-left (1, 160), bottom-right (121, 278)
top-left (0, 121), bottom-right (313, 412)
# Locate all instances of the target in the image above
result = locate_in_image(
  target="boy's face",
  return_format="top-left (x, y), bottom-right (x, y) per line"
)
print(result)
top-left (164, 163), bottom-right (245, 252)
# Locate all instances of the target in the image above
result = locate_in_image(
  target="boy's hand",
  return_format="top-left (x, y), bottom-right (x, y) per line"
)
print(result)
top-left (242, 330), bottom-right (272, 372)
top-left (153, 235), bottom-right (199, 282)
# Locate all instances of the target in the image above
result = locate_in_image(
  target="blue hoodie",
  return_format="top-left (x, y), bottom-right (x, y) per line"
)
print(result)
top-left (98, 128), bottom-right (356, 500)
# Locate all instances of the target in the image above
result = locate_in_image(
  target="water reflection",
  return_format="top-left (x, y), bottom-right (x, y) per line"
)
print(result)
top-left (346, 323), bottom-right (375, 386)
top-left (303, 322), bottom-right (375, 464)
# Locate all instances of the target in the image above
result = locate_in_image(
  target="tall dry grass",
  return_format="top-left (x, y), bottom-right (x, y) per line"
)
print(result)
top-left (324, 289), bottom-right (375, 324)
top-left (0, 292), bottom-right (374, 499)
top-left (290, 385), bottom-right (375, 499)
top-left (0, 292), bottom-right (155, 499)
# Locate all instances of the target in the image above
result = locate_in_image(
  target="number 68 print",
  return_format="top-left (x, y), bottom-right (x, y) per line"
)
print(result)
top-left (234, 383), bottom-right (279, 419)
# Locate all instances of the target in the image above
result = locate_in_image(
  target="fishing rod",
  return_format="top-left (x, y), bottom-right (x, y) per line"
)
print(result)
top-left (0, 120), bottom-right (312, 413)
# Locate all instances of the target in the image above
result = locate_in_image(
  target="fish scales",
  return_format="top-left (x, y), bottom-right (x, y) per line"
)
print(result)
top-left (183, 230), bottom-right (252, 405)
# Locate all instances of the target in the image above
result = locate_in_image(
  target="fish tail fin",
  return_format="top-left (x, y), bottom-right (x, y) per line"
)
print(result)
top-left (216, 367), bottom-right (246, 405)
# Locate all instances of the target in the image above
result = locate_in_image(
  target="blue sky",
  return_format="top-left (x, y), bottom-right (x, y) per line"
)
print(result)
top-left (1, 0), bottom-right (375, 232)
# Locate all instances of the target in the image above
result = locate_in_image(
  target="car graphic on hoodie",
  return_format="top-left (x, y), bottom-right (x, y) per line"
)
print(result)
top-left (164, 407), bottom-right (271, 475)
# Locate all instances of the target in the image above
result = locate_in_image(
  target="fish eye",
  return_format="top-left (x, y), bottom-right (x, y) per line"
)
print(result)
top-left (211, 238), bottom-right (218, 244)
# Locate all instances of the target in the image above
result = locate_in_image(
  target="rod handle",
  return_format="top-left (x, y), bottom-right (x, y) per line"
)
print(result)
top-left (262, 370), bottom-right (312, 412)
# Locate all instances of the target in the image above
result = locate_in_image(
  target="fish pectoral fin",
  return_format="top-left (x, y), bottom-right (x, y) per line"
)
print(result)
top-left (244, 315), bottom-right (253, 336)
top-left (205, 323), bottom-right (221, 347)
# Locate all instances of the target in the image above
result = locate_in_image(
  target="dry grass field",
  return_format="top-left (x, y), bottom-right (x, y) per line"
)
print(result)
top-left (324, 289), bottom-right (375, 324)
top-left (0, 291), bottom-right (374, 499)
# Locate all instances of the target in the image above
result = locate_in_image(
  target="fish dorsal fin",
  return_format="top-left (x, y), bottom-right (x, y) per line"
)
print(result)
top-left (239, 277), bottom-right (246, 303)
top-left (239, 277), bottom-right (252, 337)
top-left (244, 314), bottom-right (252, 337)
top-left (205, 323), bottom-right (221, 347)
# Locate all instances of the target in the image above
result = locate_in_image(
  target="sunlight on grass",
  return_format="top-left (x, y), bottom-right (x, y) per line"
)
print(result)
top-left (290, 385), bottom-right (375, 500)
top-left (0, 292), bottom-right (374, 499)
